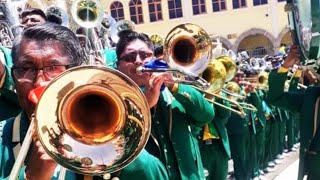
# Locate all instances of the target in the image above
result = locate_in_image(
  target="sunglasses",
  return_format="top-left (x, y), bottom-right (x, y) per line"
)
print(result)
top-left (120, 51), bottom-right (153, 62)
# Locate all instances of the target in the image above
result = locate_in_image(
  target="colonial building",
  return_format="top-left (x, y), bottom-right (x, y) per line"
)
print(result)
top-left (102, 0), bottom-right (292, 57)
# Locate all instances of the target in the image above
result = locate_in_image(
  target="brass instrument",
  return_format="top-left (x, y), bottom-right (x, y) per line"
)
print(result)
top-left (198, 60), bottom-right (246, 117)
top-left (71, 0), bottom-right (104, 28)
top-left (99, 14), bottom-right (116, 48)
top-left (10, 66), bottom-right (151, 179)
top-left (224, 82), bottom-right (258, 112)
top-left (149, 34), bottom-right (164, 46)
top-left (216, 56), bottom-right (237, 82)
top-left (0, 21), bottom-right (14, 47)
top-left (110, 19), bottom-right (136, 44)
top-left (163, 23), bottom-right (212, 75)
top-left (243, 71), bottom-right (269, 90)
top-left (201, 56), bottom-right (243, 98)
top-left (45, 6), bottom-right (69, 26)
top-left (211, 38), bottom-right (228, 59)
top-left (137, 23), bottom-right (212, 89)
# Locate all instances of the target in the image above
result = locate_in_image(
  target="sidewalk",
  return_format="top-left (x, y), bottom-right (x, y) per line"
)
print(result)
top-left (227, 148), bottom-right (299, 180)
top-left (273, 159), bottom-right (299, 180)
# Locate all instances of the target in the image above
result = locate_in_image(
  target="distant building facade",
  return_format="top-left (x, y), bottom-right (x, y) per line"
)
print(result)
top-left (103, 0), bottom-right (291, 57)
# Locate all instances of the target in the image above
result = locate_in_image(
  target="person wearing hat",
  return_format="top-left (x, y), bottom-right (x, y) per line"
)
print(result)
top-left (21, 8), bottom-right (47, 28)
top-left (266, 45), bottom-right (320, 179)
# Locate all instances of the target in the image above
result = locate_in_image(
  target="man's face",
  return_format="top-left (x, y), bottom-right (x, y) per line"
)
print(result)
top-left (13, 39), bottom-right (70, 117)
top-left (21, 14), bottom-right (46, 28)
top-left (233, 70), bottom-right (245, 83)
top-left (117, 39), bottom-right (153, 86)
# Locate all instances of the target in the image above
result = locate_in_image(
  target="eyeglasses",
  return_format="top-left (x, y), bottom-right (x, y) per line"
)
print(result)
top-left (120, 51), bottom-right (153, 62)
top-left (11, 64), bottom-right (77, 83)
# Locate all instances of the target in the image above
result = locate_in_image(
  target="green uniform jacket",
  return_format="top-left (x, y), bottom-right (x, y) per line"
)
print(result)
top-left (102, 49), bottom-right (117, 69)
top-left (0, 112), bottom-right (169, 180)
top-left (266, 70), bottom-right (320, 177)
top-left (193, 96), bottom-right (232, 158)
top-left (247, 91), bottom-right (267, 134)
top-left (210, 97), bottom-right (232, 158)
top-left (146, 85), bottom-right (215, 180)
top-left (0, 47), bottom-right (20, 120)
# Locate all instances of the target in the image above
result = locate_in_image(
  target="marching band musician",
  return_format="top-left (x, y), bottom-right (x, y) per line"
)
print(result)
top-left (193, 92), bottom-right (231, 180)
top-left (0, 23), bottom-right (169, 180)
top-left (115, 30), bottom-right (215, 180)
top-left (226, 69), bottom-right (266, 180)
top-left (20, 8), bottom-right (47, 28)
top-left (225, 70), bottom-right (251, 180)
top-left (242, 70), bottom-right (270, 180)
top-left (266, 45), bottom-right (320, 180)
top-left (0, 8), bottom-right (47, 120)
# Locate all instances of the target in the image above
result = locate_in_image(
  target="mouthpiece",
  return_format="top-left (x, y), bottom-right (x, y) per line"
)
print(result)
top-left (136, 66), bottom-right (144, 75)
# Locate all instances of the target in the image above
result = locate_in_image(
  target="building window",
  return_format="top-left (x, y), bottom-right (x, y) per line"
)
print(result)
top-left (192, 0), bottom-right (206, 15)
top-left (233, 0), bottom-right (246, 9)
top-left (110, 1), bottom-right (125, 21)
top-left (212, 0), bottom-right (226, 12)
top-left (129, 0), bottom-right (144, 24)
top-left (253, 0), bottom-right (268, 6)
top-left (252, 46), bottom-right (267, 56)
top-left (148, 0), bottom-right (163, 22)
top-left (168, 0), bottom-right (183, 19)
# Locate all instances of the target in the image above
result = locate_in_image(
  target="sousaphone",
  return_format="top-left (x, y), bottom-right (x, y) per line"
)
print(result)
top-left (285, 0), bottom-right (320, 62)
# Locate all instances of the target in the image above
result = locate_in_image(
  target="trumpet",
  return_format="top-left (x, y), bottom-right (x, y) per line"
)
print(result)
top-left (10, 66), bottom-right (151, 179)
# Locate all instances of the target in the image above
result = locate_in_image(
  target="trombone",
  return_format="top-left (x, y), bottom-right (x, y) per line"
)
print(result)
top-left (10, 66), bottom-right (151, 179)
top-left (136, 23), bottom-right (213, 89)
top-left (224, 81), bottom-right (258, 112)
top-left (242, 71), bottom-right (269, 91)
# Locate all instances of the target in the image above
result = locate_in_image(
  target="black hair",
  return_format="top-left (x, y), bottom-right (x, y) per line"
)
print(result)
top-left (12, 23), bottom-right (84, 66)
top-left (116, 30), bottom-right (154, 60)
top-left (243, 69), bottom-right (259, 77)
top-left (21, 8), bottom-right (47, 21)
top-left (154, 45), bottom-right (163, 58)
top-left (47, 14), bottom-right (62, 25)
top-left (76, 27), bottom-right (88, 35)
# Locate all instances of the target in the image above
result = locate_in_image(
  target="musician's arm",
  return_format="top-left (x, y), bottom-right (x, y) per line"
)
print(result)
top-left (171, 84), bottom-right (215, 126)
top-left (250, 91), bottom-right (266, 122)
top-left (213, 93), bottom-right (231, 121)
top-left (266, 69), bottom-right (303, 112)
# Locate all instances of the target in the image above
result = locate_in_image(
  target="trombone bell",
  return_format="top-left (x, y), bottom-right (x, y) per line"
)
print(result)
top-left (35, 66), bottom-right (151, 175)
top-left (216, 56), bottom-right (237, 82)
top-left (201, 59), bottom-right (226, 93)
top-left (171, 36), bottom-right (198, 66)
top-left (61, 85), bottom-right (124, 144)
top-left (164, 23), bottom-right (213, 75)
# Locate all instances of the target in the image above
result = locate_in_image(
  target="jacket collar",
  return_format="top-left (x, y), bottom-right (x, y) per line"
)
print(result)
top-left (161, 88), bottom-right (186, 113)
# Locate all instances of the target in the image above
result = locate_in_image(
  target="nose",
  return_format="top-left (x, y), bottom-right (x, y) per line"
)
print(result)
top-left (134, 55), bottom-right (144, 65)
top-left (33, 70), bottom-right (49, 87)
